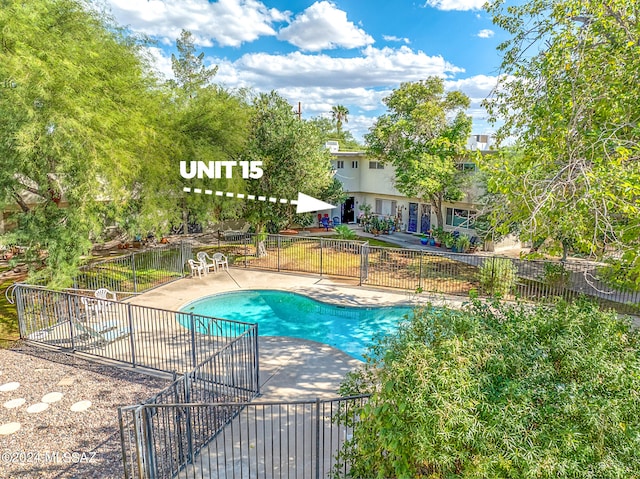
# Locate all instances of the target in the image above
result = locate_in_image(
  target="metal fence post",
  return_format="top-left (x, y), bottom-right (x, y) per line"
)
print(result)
top-left (128, 304), bottom-right (137, 368)
top-left (244, 236), bottom-right (249, 267)
top-left (183, 375), bottom-right (195, 464)
top-left (418, 252), bottom-right (424, 291)
top-left (315, 398), bottom-right (321, 479)
top-left (66, 294), bottom-right (76, 351)
top-left (277, 235), bottom-right (281, 272)
top-left (320, 238), bottom-right (324, 276)
top-left (131, 253), bottom-right (138, 294)
top-left (189, 313), bottom-right (197, 369)
top-left (143, 407), bottom-right (157, 479)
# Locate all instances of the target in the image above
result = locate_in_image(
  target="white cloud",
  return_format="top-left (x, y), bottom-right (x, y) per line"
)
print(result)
top-left (477, 29), bottom-right (494, 38)
top-left (277, 1), bottom-right (374, 51)
top-left (104, 0), bottom-right (288, 47)
top-left (234, 46), bottom-right (463, 90)
top-left (143, 47), bottom-right (175, 79)
top-left (424, 0), bottom-right (486, 11)
top-left (383, 35), bottom-right (411, 44)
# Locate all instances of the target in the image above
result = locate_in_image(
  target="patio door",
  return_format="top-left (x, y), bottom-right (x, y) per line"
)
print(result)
top-left (408, 203), bottom-right (418, 233)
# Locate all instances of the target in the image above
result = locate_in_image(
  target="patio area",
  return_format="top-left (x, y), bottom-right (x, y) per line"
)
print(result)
top-left (125, 268), bottom-right (466, 400)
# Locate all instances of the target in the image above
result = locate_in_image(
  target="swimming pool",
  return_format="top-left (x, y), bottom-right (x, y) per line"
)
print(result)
top-left (179, 290), bottom-right (414, 361)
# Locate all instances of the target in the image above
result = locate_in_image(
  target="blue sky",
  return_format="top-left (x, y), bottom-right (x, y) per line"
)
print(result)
top-left (100, 0), bottom-right (508, 142)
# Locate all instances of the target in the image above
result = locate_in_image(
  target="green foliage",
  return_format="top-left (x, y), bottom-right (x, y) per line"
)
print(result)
top-left (455, 234), bottom-right (471, 253)
top-left (169, 29), bottom-right (218, 95)
top-left (478, 257), bottom-right (517, 297)
top-left (541, 262), bottom-right (571, 292)
top-left (308, 116), bottom-right (363, 150)
top-left (243, 92), bottom-right (334, 232)
top-left (482, 0), bottom-right (640, 267)
top-left (366, 77), bottom-right (472, 229)
top-left (331, 104), bottom-right (350, 136)
top-left (0, 0), bottom-right (159, 282)
top-left (320, 177), bottom-right (348, 207)
top-left (597, 257), bottom-right (640, 293)
top-left (334, 225), bottom-right (357, 240)
top-left (338, 299), bottom-right (640, 478)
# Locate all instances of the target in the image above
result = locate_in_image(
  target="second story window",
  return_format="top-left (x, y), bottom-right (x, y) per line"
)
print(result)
top-left (352, 160), bottom-right (359, 169)
top-left (369, 161), bottom-right (384, 169)
top-left (336, 160), bottom-right (344, 169)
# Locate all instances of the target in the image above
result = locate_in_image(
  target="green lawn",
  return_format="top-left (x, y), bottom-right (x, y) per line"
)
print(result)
top-left (0, 275), bottom-right (20, 347)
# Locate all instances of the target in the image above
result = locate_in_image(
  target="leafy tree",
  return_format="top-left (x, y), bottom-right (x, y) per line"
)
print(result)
top-left (243, 92), bottom-right (334, 233)
top-left (170, 29), bottom-right (218, 97)
top-left (308, 115), bottom-right (362, 150)
top-left (482, 1), bottom-right (640, 269)
top-left (366, 77), bottom-right (473, 229)
top-left (136, 30), bottom-right (249, 236)
top-left (338, 299), bottom-right (640, 478)
top-left (0, 0), bottom-right (158, 284)
top-left (331, 104), bottom-right (350, 136)
top-left (136, 85), bottom-right (250, 236)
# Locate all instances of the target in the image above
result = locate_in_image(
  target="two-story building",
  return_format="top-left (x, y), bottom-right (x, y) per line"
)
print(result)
top-left (324, 136), bottom-right (519, 252)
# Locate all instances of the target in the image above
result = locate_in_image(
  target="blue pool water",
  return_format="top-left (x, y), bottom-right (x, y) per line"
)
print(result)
top-left (180, 290), bottom-right (414, 361)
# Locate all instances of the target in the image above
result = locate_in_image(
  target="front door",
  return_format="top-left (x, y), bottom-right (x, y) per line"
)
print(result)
top-left (342, 197), bottom-right (355, 223)
top-left (408, 203), bottom-right (418, 233)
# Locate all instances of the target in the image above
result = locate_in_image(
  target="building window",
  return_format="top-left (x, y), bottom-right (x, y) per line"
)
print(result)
top-left (375, 199), bottom-right (383, 215)
top-left (351, 160), bottom-right (359, 169)
top-left (446, 208), bottom-right (476, 228)
top-left (336, 160), bottom-right (344, 169)
top-left (369, 161), bottom-right (384, 169)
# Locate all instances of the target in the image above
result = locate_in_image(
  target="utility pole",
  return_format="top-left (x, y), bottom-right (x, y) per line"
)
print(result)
top-left (296, 102), bottom-right (302, 120)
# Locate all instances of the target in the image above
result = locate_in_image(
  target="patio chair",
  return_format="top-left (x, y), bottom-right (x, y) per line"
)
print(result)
top-left (187, 259), bottom-right (205, 278)
top-left (196, 251), bottom-right (216, 274)
top-left (212, 253), bottom-right (229, 272)
top-left (72, 319), bottom-right (130, 348)
top-left (94, 288), bottom-right (116, 309)
top-left (81, 296), bottom-right (110, 317)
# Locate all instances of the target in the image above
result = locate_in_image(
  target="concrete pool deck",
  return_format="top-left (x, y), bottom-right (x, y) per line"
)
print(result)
top-left (126, 269), bottom-right (466, 400)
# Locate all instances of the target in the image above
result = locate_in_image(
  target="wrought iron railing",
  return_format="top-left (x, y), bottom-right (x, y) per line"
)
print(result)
top-left (119, 395), bottom-right (367, 479)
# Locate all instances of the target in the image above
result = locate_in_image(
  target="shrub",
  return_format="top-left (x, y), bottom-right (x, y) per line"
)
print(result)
top-left (455, 234), bottom-right (471, 253)
top-left (541, 262), bottom-right (570, 293)
top-left (337, 300), bottom-right (640, 478)
top-left (334, 224), bottom-right (358, 240)
top-left (478, 257), bottom-right (517, 296)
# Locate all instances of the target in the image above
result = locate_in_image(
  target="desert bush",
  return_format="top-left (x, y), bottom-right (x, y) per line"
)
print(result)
top-left (337, 300), bottom-right (640, 478)
top-left (478, 257), bottom-right (517, 296)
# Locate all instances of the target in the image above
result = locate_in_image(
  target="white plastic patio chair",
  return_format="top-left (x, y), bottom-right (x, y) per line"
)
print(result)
top-left (212, 253), bottom-right (229, 272)
top-left (94, 288), bottom-right (116, 309)
top-left (81, 296), bottom-right (107, 317)
top-left (196, 251), bottom-right (216, 274)
top-left (187, 259), bottom-right (205, 278)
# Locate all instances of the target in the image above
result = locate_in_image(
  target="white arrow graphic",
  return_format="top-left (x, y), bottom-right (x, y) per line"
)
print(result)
top-left (182, 188), bottom-right (335, 214)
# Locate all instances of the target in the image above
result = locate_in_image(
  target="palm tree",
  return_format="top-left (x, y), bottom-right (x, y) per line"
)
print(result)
top-left (331, 105), bottom-right (350, 136)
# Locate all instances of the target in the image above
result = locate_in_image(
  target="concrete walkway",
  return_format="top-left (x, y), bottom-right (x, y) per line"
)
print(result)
top-left (128, 269), bottom-right (465, 400)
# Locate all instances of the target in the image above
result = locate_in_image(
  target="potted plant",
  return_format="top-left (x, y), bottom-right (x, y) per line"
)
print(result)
top-left (420, 233), bottom-right (429, 245)
top-left (456, 234), bottom-right (471, 253)
top-left (443, 232), bottom-right (455, 250)
top-left (432, 227), bottom-right (444, 247)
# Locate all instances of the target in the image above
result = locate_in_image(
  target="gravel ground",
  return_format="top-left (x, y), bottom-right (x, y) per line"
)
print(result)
top-left (0, 343), bottom-right (171, 479)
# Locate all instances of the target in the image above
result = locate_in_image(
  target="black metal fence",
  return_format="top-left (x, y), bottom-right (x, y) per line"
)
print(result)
top-left (205, 234), bottom-right (640, 314)
top-left (13, 284), bottom-right (259, 376)
top-left (119, 395), bottom-right (367, 479)
top-left (73, 242), bottom-right (191, 295)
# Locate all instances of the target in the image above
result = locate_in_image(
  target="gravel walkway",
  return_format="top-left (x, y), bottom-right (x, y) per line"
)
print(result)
top-left (0, 343), bottom-right (170, 478)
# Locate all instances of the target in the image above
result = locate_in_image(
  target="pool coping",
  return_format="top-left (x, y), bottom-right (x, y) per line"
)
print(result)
top-left (126, 269), bottom-right (467, 400)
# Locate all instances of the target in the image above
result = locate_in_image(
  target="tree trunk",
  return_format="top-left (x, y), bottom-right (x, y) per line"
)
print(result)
top-left (431, 194), bottom-right (444, 229)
